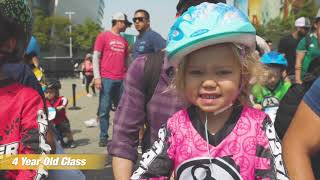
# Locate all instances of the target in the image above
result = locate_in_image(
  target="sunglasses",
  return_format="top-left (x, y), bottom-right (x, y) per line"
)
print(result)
top-left (132, 17), bottom-right (146, 23)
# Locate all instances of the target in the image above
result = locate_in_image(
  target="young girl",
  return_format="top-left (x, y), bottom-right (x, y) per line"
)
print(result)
top-left (131, 3), bottom-right (288, 180)
top-left (251, 51), bottom-right (291, 121)
top-left (45, 78), bottom-right (76, 148)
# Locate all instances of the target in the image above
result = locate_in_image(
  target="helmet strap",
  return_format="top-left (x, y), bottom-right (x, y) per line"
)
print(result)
top-left (212, 103), bottom-right (233, 116)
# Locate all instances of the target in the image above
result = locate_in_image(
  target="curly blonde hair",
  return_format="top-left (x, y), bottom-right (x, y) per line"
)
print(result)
top-left (173, 43), bottom-right (267, 105)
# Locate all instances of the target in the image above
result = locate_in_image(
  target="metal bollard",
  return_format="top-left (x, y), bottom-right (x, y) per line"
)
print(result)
top-left (68, 83), bottom-right (81, 110)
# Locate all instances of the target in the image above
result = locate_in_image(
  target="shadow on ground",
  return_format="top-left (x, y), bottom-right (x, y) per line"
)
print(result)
top-left (73, 138), bottom-right (90, 147)
top-left (72, 129), bottom-right (82, 135)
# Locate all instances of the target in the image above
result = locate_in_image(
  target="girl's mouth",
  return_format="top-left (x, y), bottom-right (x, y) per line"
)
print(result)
top-left (199, 94), bottom-right (221, 99)
top-left (199, 94), bottom-right (222, 105)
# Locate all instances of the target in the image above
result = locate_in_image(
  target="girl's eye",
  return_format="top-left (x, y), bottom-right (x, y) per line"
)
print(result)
top-left (216, 70), bottom-right (232, 76)
top-left (188, 70), bottom-right (202, 75)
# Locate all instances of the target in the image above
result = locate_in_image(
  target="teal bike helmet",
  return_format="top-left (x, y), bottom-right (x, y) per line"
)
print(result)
top-left (260, 51), bottom-right (288, 67)
top-left (166, 2), bottom-right (256, 66)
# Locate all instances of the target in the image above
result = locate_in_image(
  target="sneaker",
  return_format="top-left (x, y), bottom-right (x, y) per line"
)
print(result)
top-left (105, 155), bottom-right (112, 167)
top-left (99, 140), bottom-right (107, 147)
top-left (87, 93), bottom-right (93, 98)
top-left (69, 141), bottom-right (76, 148)
top-left (84, 118), bottom-right (98, 127)
top-left (61, 140), bottom-right (76, 148)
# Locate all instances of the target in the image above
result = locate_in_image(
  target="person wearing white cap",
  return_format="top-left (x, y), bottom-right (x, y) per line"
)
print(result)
top-left (295, 10), bottom-right (320, 84)
top-left (278, 17), bottom-right (311, 79)
top-left (92, 12), bottom-right (131, 147)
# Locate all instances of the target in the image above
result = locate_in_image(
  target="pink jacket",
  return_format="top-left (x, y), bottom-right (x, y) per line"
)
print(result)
top-left (131, 105), bottom-right (289, 180)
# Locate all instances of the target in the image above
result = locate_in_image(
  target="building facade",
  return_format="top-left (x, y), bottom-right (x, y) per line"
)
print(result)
top-left (54, 0), bottom-right (105, 26)
top-left (27, 0), bottom-right (55, 16)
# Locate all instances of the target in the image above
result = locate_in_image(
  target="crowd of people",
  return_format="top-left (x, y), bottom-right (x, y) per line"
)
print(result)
top-left (1, 0), bottom-right (320, 179)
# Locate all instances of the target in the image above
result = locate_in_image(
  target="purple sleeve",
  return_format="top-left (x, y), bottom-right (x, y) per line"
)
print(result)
top-left (108, 55), bottom-right (148, 162)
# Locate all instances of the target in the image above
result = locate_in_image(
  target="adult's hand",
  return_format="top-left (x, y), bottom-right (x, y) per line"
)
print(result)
top-left (94, 78), bottom-right (102, 90)
top-left (112, 156), bottom-right (133, 180)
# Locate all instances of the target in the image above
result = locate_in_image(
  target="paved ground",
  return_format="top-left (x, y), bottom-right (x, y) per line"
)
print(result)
top-left (59, 78), bottom-right (115, 179)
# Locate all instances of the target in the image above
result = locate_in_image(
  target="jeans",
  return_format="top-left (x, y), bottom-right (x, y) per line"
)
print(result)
top-left (98, 78), bottom-right (123, 141)
top-left (85, 75), bottom-right (95, 94)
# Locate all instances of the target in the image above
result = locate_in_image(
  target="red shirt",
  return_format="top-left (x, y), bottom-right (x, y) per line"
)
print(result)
top-left (94, 31), bottom-right (128, 80)
top-left (0, 80), bottom-right (50, 180)
top-left (46, 96), bottom-right (68, 125)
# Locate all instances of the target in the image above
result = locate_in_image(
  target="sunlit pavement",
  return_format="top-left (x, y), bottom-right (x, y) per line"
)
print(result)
top-left (59, 77), bottom-right (114, 179)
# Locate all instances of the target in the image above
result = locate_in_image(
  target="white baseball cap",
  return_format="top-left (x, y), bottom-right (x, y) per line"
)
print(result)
top-left (85, 53), bottom-right (92, 59)
top-left (112, 12), bottom-right (132, 26)
top-left (295, 17), bottom-right (311, 27)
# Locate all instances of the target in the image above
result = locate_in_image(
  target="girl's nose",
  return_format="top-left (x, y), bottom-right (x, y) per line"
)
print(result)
top-left (202, 79), bottom-right (217, 89)
top-left (269, 76), bottom-right (276, 83)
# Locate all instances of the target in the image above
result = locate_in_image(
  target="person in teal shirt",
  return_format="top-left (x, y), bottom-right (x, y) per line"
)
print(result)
top-left (295, 11), bottom-right (320, 83)
top-left (251, 51), bottom-right (291, 112)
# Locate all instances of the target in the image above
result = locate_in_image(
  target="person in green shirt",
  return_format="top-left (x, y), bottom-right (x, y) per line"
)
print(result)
top-left (251, 51), bottom-right (291, 113)
top-left (295, 11), bottom-right (320, 84)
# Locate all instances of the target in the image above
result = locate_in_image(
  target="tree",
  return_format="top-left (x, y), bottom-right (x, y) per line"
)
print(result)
top-left (32, 10), bottom-right (69, 50)
top-left (294, 0), bottom-right (318, 20)
top-left (48, 15), bottom-right (70, 48)
top-left (32, 10), bottom-right (102, 56)
top-left (256, 0), bottom-right (319, 45)
top-left (32, 10), bottom-right (50, 48)
top-left (72, 18), bottom-right (102, 52)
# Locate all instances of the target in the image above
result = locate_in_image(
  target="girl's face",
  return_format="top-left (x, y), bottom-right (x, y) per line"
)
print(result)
top-left (45, 88), bottom-right (56, 100)
top-left (266, 66), bottom-right (282, 90)
top-left (184, 44), bottom-right (241, 113)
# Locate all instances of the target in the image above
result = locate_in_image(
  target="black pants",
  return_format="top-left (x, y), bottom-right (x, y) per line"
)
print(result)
top-left (85, 75), bottom-right (95, 94)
